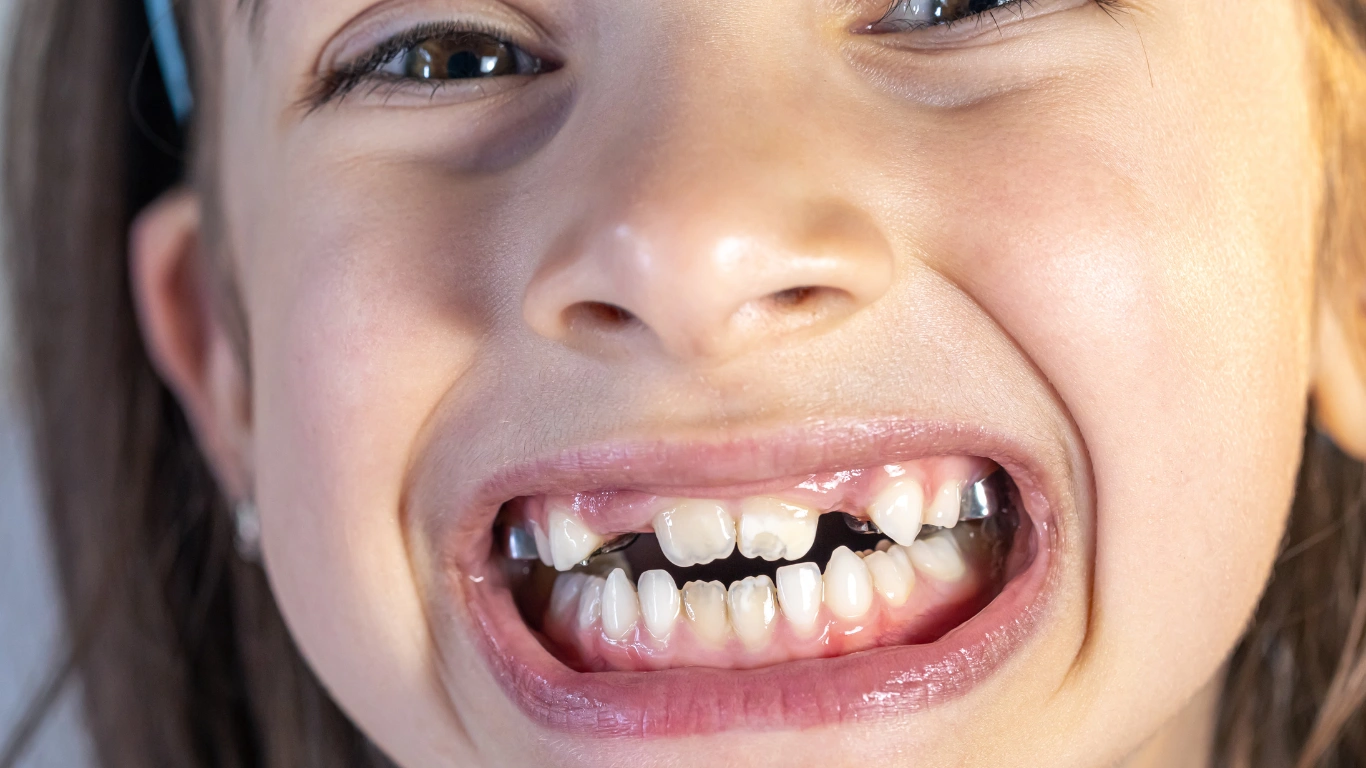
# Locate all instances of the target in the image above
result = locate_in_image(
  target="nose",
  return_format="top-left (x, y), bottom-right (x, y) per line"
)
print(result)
top-left (523, 171), bottom-right (894, 363)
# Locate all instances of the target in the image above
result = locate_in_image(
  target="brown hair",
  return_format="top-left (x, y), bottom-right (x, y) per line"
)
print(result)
top-left (0, 1), bottom-right (1364, 767)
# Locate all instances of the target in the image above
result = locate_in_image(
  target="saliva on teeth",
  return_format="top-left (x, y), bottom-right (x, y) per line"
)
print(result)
top-left (499, 458), bottom-right (1013, 669)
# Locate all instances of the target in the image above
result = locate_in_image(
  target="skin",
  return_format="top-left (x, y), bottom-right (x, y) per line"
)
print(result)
top-left (127, 0), bottom-right (1362, 765)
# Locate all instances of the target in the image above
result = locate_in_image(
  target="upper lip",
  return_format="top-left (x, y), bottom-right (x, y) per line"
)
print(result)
top-left (424, 415), bottom-right (1072, 573)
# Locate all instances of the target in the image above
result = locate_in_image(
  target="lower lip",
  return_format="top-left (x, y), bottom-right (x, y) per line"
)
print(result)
top-left (458, 513), bottom-right (1054, 738)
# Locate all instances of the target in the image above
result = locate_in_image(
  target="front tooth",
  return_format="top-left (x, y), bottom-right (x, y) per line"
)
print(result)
top-left (864, 550), bottom-right (912, 607)
top-left (775, 562), bottom-right (823, 635)
top-left (823, 546), bottom-right (874, 620)
top-left (548, 506), bottom-right (605, 572)
top-left (925, 481), bottom-right (962, 529)
top-left (576, 576), bottom-right (606, 629)
top-left (652, 500), bottom-right (736, 567)
top-left (600, 568), bottom-right (640, 640)
top-left (682, 580), bottom-right (730, 646)
top-left (728, 576), bottom-right (778, 649)
top-left (549, 572), bottom-right (587, 622)
top-left (909, 531), bottom-right (968, 582)
top-left (867, 479), bottom-right (924, 546)
top-left (638, 570), bottom-right (681, 640)
top-left (736, 497), bottom-right (818, 561)
top-left (529, 520), bottom-right (555, 567)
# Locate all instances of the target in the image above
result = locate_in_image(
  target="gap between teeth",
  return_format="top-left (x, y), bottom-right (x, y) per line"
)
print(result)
top-left (554, 531), bottom-right (968, 646)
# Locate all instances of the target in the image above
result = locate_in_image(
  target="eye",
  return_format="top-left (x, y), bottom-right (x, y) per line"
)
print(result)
top-left (376, 30), bottom-right (540, 81)
top-left (873, 0), bottom-right (1030, 31)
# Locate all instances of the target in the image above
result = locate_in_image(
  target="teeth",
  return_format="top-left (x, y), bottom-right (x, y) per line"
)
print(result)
top-left (549, 572), bottom-right (587, 623)
top-left (681, 580), bottom-right (730, 646)
top-left (727, 575), bottom-right (778, 649)
top-left (867, 479), bottom-right (924, 546)
top-left (576, 575), bottom-right (606, 629)
top-left (638, 570), bottom-right (681, 640)
top-left (863, 549), bottom-right (913, 607)
top-left (823, 546), bottom-right (874, 620)
top-left (547, 506), bottom-right (605, 572)
top-left (529, 520), bottom-right (555, 567)
top-left (775, 562), bottom-right (823, 635)
top-left (652, 500), bottom-right (736, 567)
top-left (736, 497), bottom-right (818, 561)
top-left (909, 531), bottom-right (968, 582)
top-left (925, 481), bottom-right (962, 529)
top-left (600, 568), bottom-right (640, 640)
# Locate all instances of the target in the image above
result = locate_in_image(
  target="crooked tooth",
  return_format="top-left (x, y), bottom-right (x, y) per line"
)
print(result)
top-left (736, 497), bottom-right (818, 561)
top-left (925, 481), bottom-right (962, 529)
top-left (652, 500), bottom-right (736, 567)
top-left (638, 570), bottom-right (681, 640)
top-left (529, 520), bottom-right (554, 567)
top-left (867, 479), bottom-right (924, 546)
top-left (576, 576), bottom-right (606, 629)
top-left (909, 531), bottom-right (968, 582)
top-left (600, 568), bottom-right (640, 640)
top-left (823, 546), bottom-right (874, 620)
top-left (682, 580), bottom-right (730, 646)
top-left (549, 573), bottom-right (587, 623)
top-left (775, 562), bottom-right (823, 635)
top-left (548, 506), bottom-right (605, 572)
top-left (864, 550), bottom-right (912, 607)
top-left (728, 576), bottom-right (778, 649)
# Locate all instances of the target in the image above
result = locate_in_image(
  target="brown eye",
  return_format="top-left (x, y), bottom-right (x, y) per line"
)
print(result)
top-left (381, 32), bottom-right (537, 81)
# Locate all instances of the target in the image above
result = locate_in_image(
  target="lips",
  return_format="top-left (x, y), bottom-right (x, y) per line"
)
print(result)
top-left (418, 418), bottom-right (1069, 738)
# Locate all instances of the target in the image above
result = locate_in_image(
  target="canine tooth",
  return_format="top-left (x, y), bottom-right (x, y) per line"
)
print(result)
top-left (548, 507), bottom-right (605, 572)
top-left (909, 531), bottom-right (968, 582)
top-left (925, 481), bottom-right (962, 529)
top-left (549, 573), bottom-right (588, 623)
top-left (576, 576), bottom-right (606, 629)
top-left (736, 497), bottom-right (818, 561)
top-left (529, 520), bottom-right (554, 567)
top-left (823, 546), bottom-right (874, 620)
top-left (864, 550), bottom-right (912, 607)
top-left (601, 568), bottom-right (639, 640)
top-left (867, 480), bottom-right (924, 547)
top-left (682, 580), bottom-right (730, 646)
top-left (775, 562), bottom-right (823, 634)
top-left (728, 576), bottom-right (778, 649)
top-left (652, 500), bottom-right (736, 567)
top-left (638, 570), bottom-right (681, 640)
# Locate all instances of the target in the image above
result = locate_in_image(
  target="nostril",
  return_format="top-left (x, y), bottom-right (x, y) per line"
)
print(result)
top-left (564, 301), bottom-right (641, 333)
top-left (765, 286), bottom-right (852, 313)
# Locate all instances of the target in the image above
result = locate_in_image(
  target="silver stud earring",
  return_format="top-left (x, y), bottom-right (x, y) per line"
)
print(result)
top-left (233, 499), bottom-right (262, 563)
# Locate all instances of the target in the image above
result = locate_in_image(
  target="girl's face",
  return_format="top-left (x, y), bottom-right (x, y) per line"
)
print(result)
top-left (148, 0), bottom-right (1325, 765)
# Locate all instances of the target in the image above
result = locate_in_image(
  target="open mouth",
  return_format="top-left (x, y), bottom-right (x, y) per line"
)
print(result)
top-left (438, 423), bottom-right (1064, 737)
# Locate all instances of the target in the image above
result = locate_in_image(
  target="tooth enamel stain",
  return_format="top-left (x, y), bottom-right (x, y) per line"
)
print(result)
top-left (549, 573), bottom-right (587, 622)
top-left (682, 580), bottom-right (730, 646)
top-left (728, 576), bottom-right (778, 649)
top-left (736, 497), bottom-right (818, 561)
top-left (652, 500), bottom-right (736, 567)
top-left (638, 570), bottom-right (681, 640)
top-left (864, 550), bottom-right (911, 607)
top-left (823, 546), bottom-right (874, 620)
top-left (547, 507), bottom-right (605, 572)
top-left (867, 479), bottom-right (924, 547)
top-left (909, 531), bottom-right (968, 582)
top-left (600, 568), bottom-right (640, 641)
top-left (576, 576), bottom-right (606, 629)
top-left (775, 562), bottom-right (823, 635)
top-left (925, 481), bottom-right (962, 529)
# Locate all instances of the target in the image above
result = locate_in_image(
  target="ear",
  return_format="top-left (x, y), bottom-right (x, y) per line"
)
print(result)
top-left (1313, 300), bottom-right (1366, 461)
top-left (129, 190), bottom-right (253, 499)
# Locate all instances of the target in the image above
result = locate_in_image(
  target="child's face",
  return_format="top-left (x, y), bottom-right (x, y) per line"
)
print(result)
top-left (172, 0), bottom-right (1323, 764)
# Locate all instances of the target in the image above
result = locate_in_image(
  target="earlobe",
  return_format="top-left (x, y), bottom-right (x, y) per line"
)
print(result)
top-left (1312, 301), bottom-right (1366, 461)
top-left (129, 189), bottom-right (253, 499)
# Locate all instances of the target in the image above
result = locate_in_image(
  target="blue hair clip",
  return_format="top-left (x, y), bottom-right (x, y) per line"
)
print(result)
top-left (143, 0), bottom-right (194, 124)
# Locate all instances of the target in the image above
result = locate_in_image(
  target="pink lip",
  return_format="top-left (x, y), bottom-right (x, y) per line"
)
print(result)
top-left (431, 418), bottom-right (1069, 737)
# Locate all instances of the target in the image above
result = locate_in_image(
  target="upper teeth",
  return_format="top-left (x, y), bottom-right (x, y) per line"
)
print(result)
top-left (736, 497), bottom-right (818, 561)
top-left (651, 500), bottom-right (737, 568)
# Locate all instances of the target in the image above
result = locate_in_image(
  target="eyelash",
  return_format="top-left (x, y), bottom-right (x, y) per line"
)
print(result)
top-left (874, 0), bottom-right (1122, 33)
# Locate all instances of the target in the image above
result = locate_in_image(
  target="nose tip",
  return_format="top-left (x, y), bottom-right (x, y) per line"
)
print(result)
top-left (523, 203), bottom-right (894, 362)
